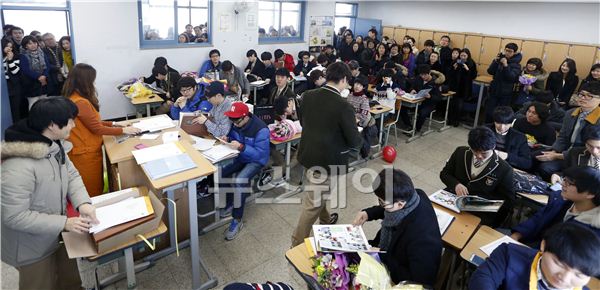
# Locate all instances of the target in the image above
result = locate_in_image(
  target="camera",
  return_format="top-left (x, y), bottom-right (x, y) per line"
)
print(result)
top-left (497, 52), bottom-right (506, 59)
top-left (456, 59), bottom-right (464, 65)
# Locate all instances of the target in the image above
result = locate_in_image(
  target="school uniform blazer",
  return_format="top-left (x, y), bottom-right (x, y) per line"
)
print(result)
top-left (469, 243), bottom-right (592, 290)
top-left (297, 85), bottom-right (362, 171)
top-left (512, 190), bottom-right (600, 246)
top-left (440, 146), bottom-right (515, 203)
top-left (486, 125), bottom-right (532, 170)
top-left (364, 190), bottom-right (442, 286)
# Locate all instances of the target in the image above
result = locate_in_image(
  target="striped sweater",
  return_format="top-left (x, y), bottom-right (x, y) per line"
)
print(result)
top-left (3, 57), bottom-right (20, 79)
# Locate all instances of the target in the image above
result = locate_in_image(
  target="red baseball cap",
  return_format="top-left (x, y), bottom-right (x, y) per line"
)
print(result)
top-left (224, 102), bottom-right (249, 119)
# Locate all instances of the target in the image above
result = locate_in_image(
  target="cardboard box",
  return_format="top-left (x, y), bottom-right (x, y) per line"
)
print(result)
top-left (62, 187), bottom-right (165, 258)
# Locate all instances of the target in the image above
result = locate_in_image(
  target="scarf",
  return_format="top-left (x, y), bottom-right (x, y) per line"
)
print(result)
top-left (379, 192), bottom-right (420, 251)
top-left (23, 47), bottom-right (47, 74)
top-left (352, 90), bottom-right (364, 97)
top-left (62, 50), bottom-right (73, 71)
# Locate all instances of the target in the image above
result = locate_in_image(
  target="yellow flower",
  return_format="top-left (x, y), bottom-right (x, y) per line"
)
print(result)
top-left (316, 265), bottom-right (326, 276)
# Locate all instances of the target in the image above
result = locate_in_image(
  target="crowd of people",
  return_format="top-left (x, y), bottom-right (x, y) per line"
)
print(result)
top-left (2, 24), bottom-right (600, 290)
top-left (2, 24), bottom-right (74, 122)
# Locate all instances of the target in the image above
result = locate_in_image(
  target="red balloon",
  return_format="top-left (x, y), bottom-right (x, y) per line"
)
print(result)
top-left (382, 146), bottom-right (397, 163)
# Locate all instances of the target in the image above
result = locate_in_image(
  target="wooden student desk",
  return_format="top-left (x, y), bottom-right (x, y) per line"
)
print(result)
top-left (433, 204), bottom-right (482, 250)
top-left (395, 95), bottom-right (425, 143)
top-left (459, 226), bottom-right (600, 290)
top-left (130, 94), bottom-right (163, 118)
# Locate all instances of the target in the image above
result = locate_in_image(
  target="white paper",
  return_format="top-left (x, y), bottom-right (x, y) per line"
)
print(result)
top-left (131, 142), bottom-right (184, 164)
top-left (140, 133), bottom-right (160, 140)
top-left (90, 196), bottom-right (152, 233)
top-left (201, 144), bottom-right (239, 163)
top-left (480, 236), bottom-right (523, 256)
top-left (550, 183), bottom-right (562, 191)
top-left (250, 80), bottom-right (266, 86)
top-left (434, 208), bottom-right (454, 236)
top-left (162, 131), bottom-right (179, 143)
top-left (90, 188), bottom-right (135, 205)
top-left (190, 135), bottom-right (216, 151)
top-left (132, 115), bottom-right (175, 132)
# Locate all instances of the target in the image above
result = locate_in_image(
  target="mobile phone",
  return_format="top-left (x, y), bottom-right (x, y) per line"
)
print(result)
top-left (134, 143), bottom-right (148, 150)
top-left (470, 254), bottom-right (486, 266)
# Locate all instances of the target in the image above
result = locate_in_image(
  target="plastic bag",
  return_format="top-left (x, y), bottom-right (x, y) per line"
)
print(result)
top-left (513, 170), bottom-right (549, 195)
top-left (126, 81), bottom-right (153, 99)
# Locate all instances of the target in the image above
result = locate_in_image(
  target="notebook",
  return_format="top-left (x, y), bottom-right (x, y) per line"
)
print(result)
top-left (132, 115), bottom-right (175, 132)
top-left (141, 153), bottom-right (197, 180)
top-left (131, 142), bottom-right (185, 165)
top-left (201, 144), bottom-right (239, 163)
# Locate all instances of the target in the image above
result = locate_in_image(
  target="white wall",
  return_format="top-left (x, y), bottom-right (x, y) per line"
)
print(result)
top-left (358, 1), bottom-right (600, 45)
top-left (71, 0), bottom-right (334, 119)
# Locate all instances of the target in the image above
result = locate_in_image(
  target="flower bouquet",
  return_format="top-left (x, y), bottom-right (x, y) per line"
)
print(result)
top-left (518, 74), bottom-right (537, 92)
top-left (311, 252), bottom-right (359, 290)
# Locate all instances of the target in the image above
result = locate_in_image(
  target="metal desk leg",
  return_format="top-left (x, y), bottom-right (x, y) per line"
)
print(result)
top-left (464, 83), bottom-right (485, 129)
top-left (253, 87), bottom-right (257, 104)
top-left (378, 112), bottom-right (385, 146)
top-left (439, 96), bottom-right (452, 132)
top-left (187, 179), bottom-right (219, 290)
top-left (406, 103), bottom-right (421, 143)
top-left (124, 248), bottom-right (136, 289)
top-left (146, 104), bottom-right (151, 117)
top-left (143, 189), bottom-right (191, 262)
top-left (273, 141), bottom-right (303, 201)
top-left (199, 165), bottom-right (232, 234)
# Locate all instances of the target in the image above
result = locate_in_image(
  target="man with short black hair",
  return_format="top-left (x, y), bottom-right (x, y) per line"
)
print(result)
top-left (291, 62), bottom-right (362, 246)
top-left (551, 126), bottom-right (600, 185)
top-left (323, 44), bottom-right (336, 64)
top-left (353, 168), bottom-right (442, 286)
top-left (435, 35), bottom-right (452, 72)
top-left (400, 64), bottom-right (442, 133)
top-left (416, 39), bottom-right (435, 66)
top-left (2, 97), bottom-right (97, 289)
top-left (537, 82), bottom-right (600, 180)
top-left (266, 68), bottom-right (294, 105)
top-left (488, 106), bottom-right (531, 170)
top-left (485, 43), bottom-right (522, 122)
top-left (367, 28), bottom-right (379, 46)
top-left (198, 49), bottom-right (222, 77)
top-left (191, 81), bottom-right (232, 137)
top-left (274, 49), bottom-right (295, 72)
top-left (440, 126), bottom-right (515, 226)
top-left (470, 223), bottom-right (600, 290)
top-left (294, 50), bottom-right (314, 77)
top-left (220, 60), bottom-right (250, 101)
top-left (171, 76), bottom-right (204, 119)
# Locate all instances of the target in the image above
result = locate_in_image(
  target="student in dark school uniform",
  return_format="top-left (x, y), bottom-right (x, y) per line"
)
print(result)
top-left (440, 126), bottom-right (515, 227)
top-left (469, 223), bottom-right (600, 290)
top-left (550, 126), bottom-right (600, 184)
top-left (352, 168), bottom-right (442, 287)
top-left (400, 64), bottom-right (443, 133)
top-left (511, 166), bottom-right (600, 247)
top-left (488, 106), bottom-right (532, 171)
top-left (244, 49), bottom-right (266, 81)
top-left (293, 50), bottom-right (315, 77)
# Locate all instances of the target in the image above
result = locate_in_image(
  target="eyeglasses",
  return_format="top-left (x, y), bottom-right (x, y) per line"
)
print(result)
top-left (378, 198), bottom-right (395, 209)
top-left (562, 178), bottom-right (574, 187)
top-left (180, 87), bottom-right (194, 94)
top-left (577, 92), bottom-right (600, 100)
top-left (229, 117), bottom-right (243, 125)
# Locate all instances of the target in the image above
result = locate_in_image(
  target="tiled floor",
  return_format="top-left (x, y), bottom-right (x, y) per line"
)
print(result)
top-left (1, 126), bottom-right (469, 290)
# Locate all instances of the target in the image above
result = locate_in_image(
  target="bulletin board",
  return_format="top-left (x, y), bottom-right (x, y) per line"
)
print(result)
top-left (309, 16), bottom-right (334, 52)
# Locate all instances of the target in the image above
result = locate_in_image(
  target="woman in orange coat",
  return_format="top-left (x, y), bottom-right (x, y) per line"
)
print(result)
top-left (64, 63), bottom-right (140, 196)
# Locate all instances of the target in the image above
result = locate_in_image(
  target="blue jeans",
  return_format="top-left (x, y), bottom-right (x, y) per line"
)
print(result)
top-left (221, 161), bottom-right (263, 219)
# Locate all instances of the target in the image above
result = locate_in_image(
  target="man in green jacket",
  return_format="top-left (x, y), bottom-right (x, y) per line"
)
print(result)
top-left (291, 62), bottom-right (362, 246)
top-left (1, 97), bottom-right (98, 290)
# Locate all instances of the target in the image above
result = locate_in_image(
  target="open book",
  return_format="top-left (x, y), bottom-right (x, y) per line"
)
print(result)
top-left (429, 189), bottom-right (504, 213)
top-left (201, 144), bottom-right (239, 163)
top-left (312, 224), bottom-right (373, 252)
top-left (403, 88), bottom-right (432, 100)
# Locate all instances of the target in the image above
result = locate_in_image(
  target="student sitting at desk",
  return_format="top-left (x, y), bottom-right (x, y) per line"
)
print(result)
top-left (536, 82), bottom-right (600, 180)
top-left (170, 76), bottom-right (204, 119)
top-left (322, 44), bottom-right (336, 64)
top-left (191, 81), bottom-right (232, 137)
top-left (348, 75), bottom-right (372, 127)
top-left (274, 49), bottom-right (295, 73)
top-left (514, 101), bottom-right (557, 149)
top-left (2, 97), bottom-right (98, 290)
top-left (488, 106), bottom-right (532, 171)
top-left (516, 91), bottom-right (565, 132)
top-left (399, 64), bottom-right (443, 134)
top-left (219, 102), bottom-right (270, 240)
top-left (244, 49), bottom-right (266, 81)
top-left (307, 54), bottom-right (329, 77)
top-left (293, 50), bottom-right (315, 77)
top-left (440, 127), bottom-right (515, 227)
top-left (65, 63), bottom-right (140, 197)
top-left (307, 69), bottom-right (326, 91)
top-left (220, 60), bottom-right (250, 101)
top-left (151, 64), bottom-right (181, 115)
top-left (352, 168), bottom-right (442, 286)
top-left (512, 166), bottom-right (600, 247)
top-left (550, 126), bottom-right (600, 186)
top-left (143, 56), bottom-right (179, 87)
top-left (265, 68), bottom-right (295, 105)
top-left (198, 49), bottom-right (222, 78)
top-left (375, 68), bottom-right (403, 114)
top-left (470, 223), bottom-right (600, 290)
